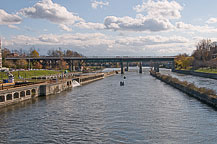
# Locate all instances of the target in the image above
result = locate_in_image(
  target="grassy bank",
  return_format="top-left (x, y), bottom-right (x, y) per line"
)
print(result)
top-left (0, 70), bottom-right (62, 81)
top-left (195, 68), bottom-right (217, 74)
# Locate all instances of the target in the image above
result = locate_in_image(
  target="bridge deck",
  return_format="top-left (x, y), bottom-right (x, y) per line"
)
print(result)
top-left (6, 56), bottom-right (175, 62)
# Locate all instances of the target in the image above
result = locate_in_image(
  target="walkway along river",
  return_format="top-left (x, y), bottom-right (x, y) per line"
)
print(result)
top-left (0, 68), bottom-right (217, 143)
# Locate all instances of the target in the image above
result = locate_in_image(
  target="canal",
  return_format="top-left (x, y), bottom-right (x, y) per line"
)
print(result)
top-left (0, 68), bottom-right (217, 144)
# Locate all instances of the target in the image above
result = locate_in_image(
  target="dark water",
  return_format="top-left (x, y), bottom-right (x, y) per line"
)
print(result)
top-left (1, 68), bottom-right (217, 144)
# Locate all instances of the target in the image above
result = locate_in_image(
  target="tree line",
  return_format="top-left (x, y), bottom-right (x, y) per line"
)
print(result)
top-left (2, 48), bottom-right (83, 70)
top-left (175, 39), bottom-right (217, 70)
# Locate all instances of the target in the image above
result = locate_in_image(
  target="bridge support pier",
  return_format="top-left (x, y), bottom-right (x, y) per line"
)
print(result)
top-left (49, 60), bottom-right (52, 69)
top-left (78, 62), bottom-right (82, 72)
top-left (139, 62), bottom-right (142, 73)
top-left (154, 63), bottom-right (159, 72)
top-left (69, 60), bottom-right (75, 71)
top-left (52, 60), bottom-right (56, 69)
top-left (171, 61), bottom-right (175, 72)
top-left (28, 59), bottom-right (31, 70)
top-left (125, 62), bottom-right (129, 71)
top-left (121, 61), bottom-right (124, 74)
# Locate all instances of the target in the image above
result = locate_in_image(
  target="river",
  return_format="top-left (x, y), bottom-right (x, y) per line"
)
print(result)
top-left (0, 68), bottom-right (217, 144)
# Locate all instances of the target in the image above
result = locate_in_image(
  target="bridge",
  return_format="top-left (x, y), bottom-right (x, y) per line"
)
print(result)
top-left (6, 56), bottom-right (176, 74)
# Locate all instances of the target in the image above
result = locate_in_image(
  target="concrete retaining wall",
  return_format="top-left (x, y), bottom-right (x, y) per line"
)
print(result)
top-left (39, 80), bottom-right (74, 96)
top-left (150, 71), bottom-right (217, 108)
top-left (0, 85), bottom-right (40, 108)
top-left (174, 70), bottom-right (217, 80)
top-left (0, 79), bottom-right (74, 108)
top-left (80, 73), bottom-right (105, 85)
top-left (0, 71), bottom-right (118, 108)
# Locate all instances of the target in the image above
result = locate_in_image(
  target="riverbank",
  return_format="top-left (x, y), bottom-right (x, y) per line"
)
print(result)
top-left (150, 70), bottom-right (217, 108)
top-left (0, 71), bottom-right (119, 108)
top-left (174, 70), bottom-right (217, 80)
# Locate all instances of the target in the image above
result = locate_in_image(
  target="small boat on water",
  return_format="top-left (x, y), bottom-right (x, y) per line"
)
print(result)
top-left (120, 81), bottom-right (124, 86)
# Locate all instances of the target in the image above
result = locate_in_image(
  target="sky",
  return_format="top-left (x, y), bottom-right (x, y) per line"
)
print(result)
top-left (1, 0), bottom-right (217, 56)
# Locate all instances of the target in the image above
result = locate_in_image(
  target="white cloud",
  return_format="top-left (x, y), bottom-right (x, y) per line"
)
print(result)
top-left (133, 0), bottom-right (183, 20)
top-left (103, 0), bottom-right (183, 32)
top-left (39, 34), bottom-right (59, 43)
top-left (176, 22), bottom-right (217, 33)
top-left (19, 0), bottom-right (84, 31)
top-left (7, 33), bottom-right (189, 47)
top-left (104, 14), bottom-right (174, 32)
top-left (206, 17), bottom-right (217, 24)
top-left (0, 9), bottom-right (22, 25)
top-left (91, 0), bottom-right (109, 9)
top-left (59, 24), bottom-right (72, 32)
top-left (17, 0), bottom-right (184, 32)
top-left (74, 22), bottom-right (105, 30)
top-left (5, 33), bottom-right (193, 56)
top-left (8, 24), bottom-right (20, 29)
top-left (8, 33), bottom-right (112, 47)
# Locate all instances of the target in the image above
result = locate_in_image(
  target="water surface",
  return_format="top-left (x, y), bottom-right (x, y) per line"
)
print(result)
top-left (0, 68), bottom-right (217, 144)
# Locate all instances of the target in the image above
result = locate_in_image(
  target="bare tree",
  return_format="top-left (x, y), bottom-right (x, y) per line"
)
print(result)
top-left (192, 39), bottom-right (212, 61)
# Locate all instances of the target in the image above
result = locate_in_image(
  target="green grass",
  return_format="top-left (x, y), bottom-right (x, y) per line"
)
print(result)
top-left (0, 70), bottom-right (62, 81)
top-left (195, 68), bottom-right (217, 74)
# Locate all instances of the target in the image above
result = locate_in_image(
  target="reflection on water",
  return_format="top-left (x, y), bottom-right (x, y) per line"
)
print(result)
top-left (0, 68), bottom-right (217, 143)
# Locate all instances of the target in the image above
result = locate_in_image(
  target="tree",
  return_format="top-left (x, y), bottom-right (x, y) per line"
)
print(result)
top-left (57, 59), bottom-right (68, 70)
top-left (3, 60), bottom-right (16, 68)
top-left (47, 49), bottom-right (63, 57)
top-left (30, 50), bottom-right (40, 58)
top-left (175, 54), bottom-right (194, 70)
top-left (2, 48), bottom-right (11, 58)
top-left (16, 59), bottom-right (28, 69)
top-left (33, 61), bottom-right (43, 69)
top-left (192, 39), bottom-right (212, 61)
top-left (65, 50), bottom-right (74, 57)
top-left (65, 50), bottom-right (83, 57)
top-left (48, 49), bottom-right (83, 57)
top-left (207, 58), bottom-right (217, 69)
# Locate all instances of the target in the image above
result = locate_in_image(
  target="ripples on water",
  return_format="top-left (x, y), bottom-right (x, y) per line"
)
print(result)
top-left (0, 68), bottom-right (217, 144)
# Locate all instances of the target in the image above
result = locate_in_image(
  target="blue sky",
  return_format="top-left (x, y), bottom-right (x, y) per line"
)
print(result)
top-left (1, 0), bottom-right (217, 56)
